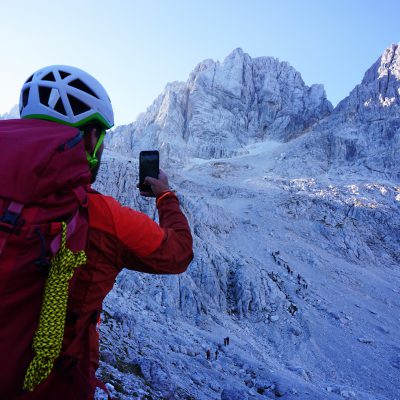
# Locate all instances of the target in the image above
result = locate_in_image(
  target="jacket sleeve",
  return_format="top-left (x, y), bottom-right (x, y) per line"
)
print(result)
top-left (88, 192), bottom-right (193, 274)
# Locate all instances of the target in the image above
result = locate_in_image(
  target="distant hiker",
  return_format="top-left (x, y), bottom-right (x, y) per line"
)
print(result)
top-left (288, 303), bottom-right (298, 315)
top-left (206, 349), bottom-right (211, 360)
top-left (226, 336), bottom-right (230, 345)
top-left (215, 349), bottom-right (219, 360)
top-left (0, 65), bottom-right (193, 400)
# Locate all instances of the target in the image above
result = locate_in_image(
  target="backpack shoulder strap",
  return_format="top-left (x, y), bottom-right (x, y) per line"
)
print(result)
top-left (0, 202), bottom-right (25, 296)
top-left (0, 201), bottom-right (24, 254)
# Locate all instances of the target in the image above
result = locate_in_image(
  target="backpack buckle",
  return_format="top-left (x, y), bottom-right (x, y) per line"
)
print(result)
top-left (0, 203), bottom-right (25, 234)
top-left (1, 210), bottom-right (20, 225)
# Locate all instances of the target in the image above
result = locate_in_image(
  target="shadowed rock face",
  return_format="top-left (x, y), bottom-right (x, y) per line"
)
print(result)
top-left (106, 48), bottom-right (332, 164)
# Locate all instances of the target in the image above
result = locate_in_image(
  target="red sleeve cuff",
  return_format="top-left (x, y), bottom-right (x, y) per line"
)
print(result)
top-left (156, 191), bottom-right (176, 207)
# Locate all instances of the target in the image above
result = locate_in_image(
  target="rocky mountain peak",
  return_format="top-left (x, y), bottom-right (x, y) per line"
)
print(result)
top-left (227, 47), bottom-right (245, 58)
top-left (109, 49), bottom-right (332, 164)
top-left (335, 43), bottom-right (400, 121)
top-left (363, 43), bottom-right (400, 84)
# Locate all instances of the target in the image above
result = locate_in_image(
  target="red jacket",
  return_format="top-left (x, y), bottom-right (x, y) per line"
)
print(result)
top-left (17, 190), bottom-right (193, 399)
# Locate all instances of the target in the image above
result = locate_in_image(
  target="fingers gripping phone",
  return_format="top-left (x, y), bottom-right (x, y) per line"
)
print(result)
top-left (139, 151), bottom-right (159, 193)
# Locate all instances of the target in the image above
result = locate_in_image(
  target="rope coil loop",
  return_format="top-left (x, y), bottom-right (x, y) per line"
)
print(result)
top-left (23, 222), bottom-right (87, 392)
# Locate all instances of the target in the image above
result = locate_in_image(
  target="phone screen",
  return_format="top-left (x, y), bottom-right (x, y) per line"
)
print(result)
top-left (139, 151), bottom-right (159, 191)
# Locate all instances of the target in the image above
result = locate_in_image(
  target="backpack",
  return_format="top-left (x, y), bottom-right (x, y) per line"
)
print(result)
top-left (0, 119), bottom-right (92, 398)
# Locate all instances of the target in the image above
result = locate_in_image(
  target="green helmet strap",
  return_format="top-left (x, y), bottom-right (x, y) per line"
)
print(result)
top-left (86, 130), bottom-right (106, 169)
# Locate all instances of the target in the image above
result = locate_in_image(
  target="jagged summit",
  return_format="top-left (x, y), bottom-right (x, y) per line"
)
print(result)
top-left (107, 48), bottom-right (332, 163)
top-left (363, 43), bottom-right (400, 84)
top-left (228, 47), bottom-right (245, 57)
top-left (273, 43), bottom-right (400, 180)
top-left (335, 43), bottom-right (400, 121)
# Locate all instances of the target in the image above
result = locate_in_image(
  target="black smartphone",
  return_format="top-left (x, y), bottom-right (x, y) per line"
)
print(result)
top-left (139, 150), bottom-right (159, 192)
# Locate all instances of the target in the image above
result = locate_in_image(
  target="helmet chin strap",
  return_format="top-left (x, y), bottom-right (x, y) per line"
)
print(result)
top-left (86, 130), bottom-right (106, 170)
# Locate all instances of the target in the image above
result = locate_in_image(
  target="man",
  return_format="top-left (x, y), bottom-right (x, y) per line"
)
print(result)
top-left (0, 65), bottom-right (193, 399)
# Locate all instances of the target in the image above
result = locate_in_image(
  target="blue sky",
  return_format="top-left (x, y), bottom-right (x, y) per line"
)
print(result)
top-left (0, 0), bottom-right (398, 126)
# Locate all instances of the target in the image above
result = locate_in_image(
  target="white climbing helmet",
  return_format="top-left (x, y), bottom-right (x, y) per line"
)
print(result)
top-left (19, 65), bottom-right (114, 129)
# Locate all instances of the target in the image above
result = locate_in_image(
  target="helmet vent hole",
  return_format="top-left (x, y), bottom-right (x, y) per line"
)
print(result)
top-left (59, 71), bottom-right (71, 79)
top-left (67, 94), bottom-right (90, 115)
top-left (42, 72), bottom-right (56, 82)
top-left (39, 86), bottom-right (52, 106)
top-left (22, 88), bottom-right (30, 107)
top-left (54, 98), bottom-right (67, 115)
top-left (68, 79), bottom-right (99, 99)
top-left (25, 75), bottom-right (33, 83)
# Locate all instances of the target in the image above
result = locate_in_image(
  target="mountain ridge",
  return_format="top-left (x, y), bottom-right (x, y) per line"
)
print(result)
top-left (106, 48), bottom-right (333, 164)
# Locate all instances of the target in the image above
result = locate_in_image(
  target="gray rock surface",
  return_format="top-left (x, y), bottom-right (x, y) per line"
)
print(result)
top-left (93, 45), bottom-right (399, 400)
top-left (278, 43), bottom-right (400, 180)
top-left (106, 48), bottom-right (332, 165)
top-left (220, 388), bottom-right (248, 400)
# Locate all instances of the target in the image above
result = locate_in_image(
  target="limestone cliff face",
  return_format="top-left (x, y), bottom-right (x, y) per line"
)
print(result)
top-left (328, 44), bottom-right (400, 177)
top-left (95, 46), bottom-right (400, 400)
top-left (275, 44), bottom-right (400, 180)
top-left (106, 48), bottom-right (332, 164)
top-left (335, 43), bottom-right (400, 122)
top-left (106, 45), bottom-right (399, 180)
